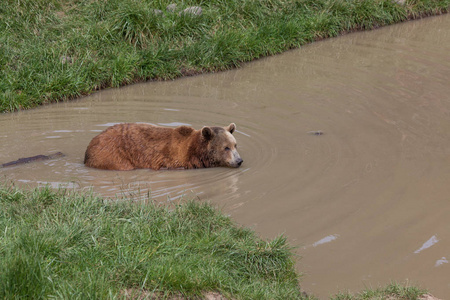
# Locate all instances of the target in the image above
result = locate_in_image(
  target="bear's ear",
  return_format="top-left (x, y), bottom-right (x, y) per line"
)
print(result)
top-left (202, 126), bottom-right (214, 140)
top-left (226, 123), bottom-right (236, 134)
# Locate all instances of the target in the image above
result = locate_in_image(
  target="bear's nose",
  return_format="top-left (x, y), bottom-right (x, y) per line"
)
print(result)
top-left (237, 158), bottom-right (243, 166)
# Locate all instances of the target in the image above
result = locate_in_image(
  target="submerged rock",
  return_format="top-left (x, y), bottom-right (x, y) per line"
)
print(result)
top-left (307, 130), bottom-right (324, 136)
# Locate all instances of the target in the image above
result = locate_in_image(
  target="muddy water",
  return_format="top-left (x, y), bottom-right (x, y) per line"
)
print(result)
top-left (2, 15), bottom-right (450, 298)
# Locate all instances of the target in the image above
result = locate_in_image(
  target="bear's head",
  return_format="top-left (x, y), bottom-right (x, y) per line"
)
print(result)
top-left (202, 123), bottom-right (243, 168)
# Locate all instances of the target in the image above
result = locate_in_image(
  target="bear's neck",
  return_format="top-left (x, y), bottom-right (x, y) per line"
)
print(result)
top-left (187, 131), bottom-right (214, 169)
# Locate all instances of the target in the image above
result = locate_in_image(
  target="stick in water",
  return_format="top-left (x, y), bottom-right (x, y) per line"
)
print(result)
top-left (1, 152), bottom-right (65, 168)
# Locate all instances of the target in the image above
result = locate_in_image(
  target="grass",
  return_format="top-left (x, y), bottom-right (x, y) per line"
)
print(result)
top-left (1, 0), bottom-right (449, 112)
top-left (0, 184), bottom-right (304, 299)
top-left (330, 282), bottom-right (428, 300)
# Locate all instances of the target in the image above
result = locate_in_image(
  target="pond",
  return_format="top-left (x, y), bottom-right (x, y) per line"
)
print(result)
top-left (1, 14), bottom-right (450, 298)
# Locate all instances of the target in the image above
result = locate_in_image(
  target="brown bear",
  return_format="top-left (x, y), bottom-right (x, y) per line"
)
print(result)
top-left (84, 123), bottom-right (243, 170)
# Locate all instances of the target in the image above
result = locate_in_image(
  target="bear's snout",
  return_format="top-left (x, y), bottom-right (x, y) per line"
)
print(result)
top-left (228, 156), bottom-right (243, 168)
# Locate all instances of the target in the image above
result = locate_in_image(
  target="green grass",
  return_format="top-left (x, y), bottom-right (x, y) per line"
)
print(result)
top-left (330, 282), bottom-right (428, 300)
top-left (1, 0), bottom-right (449, 112)
top-left (0, 185), bottom-right (304, 299)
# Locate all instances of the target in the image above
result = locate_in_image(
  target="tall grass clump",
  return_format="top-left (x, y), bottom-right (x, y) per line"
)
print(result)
top-left (1, 0), bottom-right (449, 112)
top-left (0, 184), bottom-right (304, 299)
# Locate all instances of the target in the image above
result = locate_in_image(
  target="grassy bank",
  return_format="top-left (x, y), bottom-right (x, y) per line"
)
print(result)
top-left (1, 0), bottom-right (449, 112)
top-left (0, 185), bottom-right (304, 299)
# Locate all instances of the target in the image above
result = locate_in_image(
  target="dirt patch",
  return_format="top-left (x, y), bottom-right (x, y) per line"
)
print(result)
top-left (121, 289), bottom-right (232, 299)
top-left (418, 294), bottom-right (442, 300)
top-left (386, 294), bottom-right (442, 300)
top-left (204, 292), bottom-right (229, 300)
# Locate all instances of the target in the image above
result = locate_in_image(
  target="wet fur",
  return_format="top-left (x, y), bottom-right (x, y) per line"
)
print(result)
top-left (84, 123), bottom-right (242, 170)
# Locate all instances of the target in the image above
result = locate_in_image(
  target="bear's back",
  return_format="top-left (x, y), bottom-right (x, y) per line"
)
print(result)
top-left (84, 123), bottom-right (200, 170)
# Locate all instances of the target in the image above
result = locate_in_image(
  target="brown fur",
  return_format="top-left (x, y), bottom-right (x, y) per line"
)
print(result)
top-left (84, 123), bottom-right (243, 170)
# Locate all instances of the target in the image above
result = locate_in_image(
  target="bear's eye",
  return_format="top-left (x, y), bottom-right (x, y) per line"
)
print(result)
top-left (225, 147), bottom-right (230, 151)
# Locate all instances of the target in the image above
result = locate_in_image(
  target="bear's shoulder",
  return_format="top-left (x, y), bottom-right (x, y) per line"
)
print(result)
top-left (175, 126), bottom-right (195, 136)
